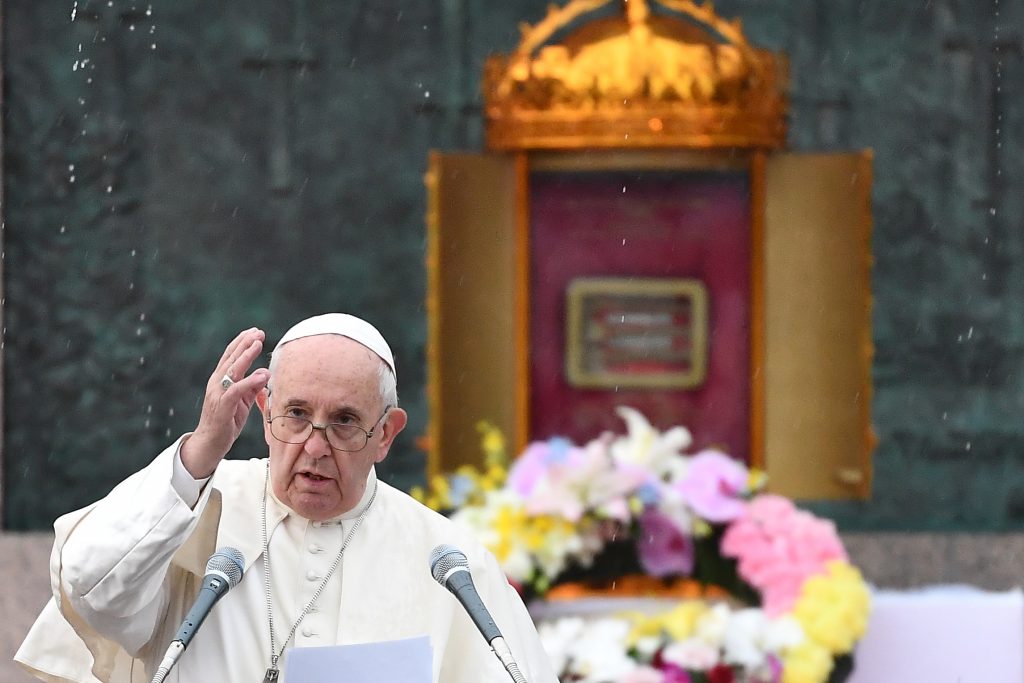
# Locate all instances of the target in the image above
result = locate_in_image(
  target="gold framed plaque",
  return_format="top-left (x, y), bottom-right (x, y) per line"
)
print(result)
top-left (565, 277), bottom-right (709, 390)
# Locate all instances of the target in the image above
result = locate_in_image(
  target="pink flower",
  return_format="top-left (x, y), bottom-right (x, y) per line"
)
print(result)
top-left (721, 494), bottom-right (847, 616)
top-left (637, 509), bottom-right (694, 577)
top-left (508, 438), bottom-right (578, 497)
top-left (661, 663), bottom-right (693, 683)
top-left (675, 450), bottom-right (748, 523)
top-left (620, 667), bottom-right (665, 683)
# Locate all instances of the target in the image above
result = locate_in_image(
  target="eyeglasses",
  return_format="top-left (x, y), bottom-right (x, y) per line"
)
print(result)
top-left (267, 406), bottom-right (392, 452)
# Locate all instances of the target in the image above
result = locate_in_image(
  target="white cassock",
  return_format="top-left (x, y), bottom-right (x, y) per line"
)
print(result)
top-left (15, 436), bottom-right (557, 683)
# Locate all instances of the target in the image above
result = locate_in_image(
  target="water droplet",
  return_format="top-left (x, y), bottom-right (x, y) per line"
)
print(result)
top-left (131, 249), bottom-right (137, 257)
top-left (967, 326), bottom-right (974, 339)
top-left (965, 441), bottom-right (971, 451)
top-left (60, 225), bottom-right (66, 234)
top-left (621, 186), bottom-right (626, 193)
top-left (424, 91), bottom-right (430, 98)
top-left (151, 44), bottom-right (157, 50)
top-left (69, 175), bottom-right (76, 183)
top-left (621, 238), bottom-right (626, 246)
top-left (990, 208), bottom-right (996, 216)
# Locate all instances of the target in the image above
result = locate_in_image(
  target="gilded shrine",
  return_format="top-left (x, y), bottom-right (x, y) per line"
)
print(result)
top-left (426, 0), bottom-right (874, 500)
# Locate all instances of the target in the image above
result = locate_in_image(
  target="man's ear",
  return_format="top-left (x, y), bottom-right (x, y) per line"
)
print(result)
top-left (255, 387), bottom-right (270, 415)
top-left (255, 388), bottom-right (272, 445)
top-left (374, 407), bottom-right (408, 463)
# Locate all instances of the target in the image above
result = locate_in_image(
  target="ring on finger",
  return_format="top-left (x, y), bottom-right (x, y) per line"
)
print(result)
top-left (221, 374), bottom-right (235, 390)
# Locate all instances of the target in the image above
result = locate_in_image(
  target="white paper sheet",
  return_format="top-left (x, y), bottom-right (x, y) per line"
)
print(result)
top-left (284, 635), bottom-right (432, 683)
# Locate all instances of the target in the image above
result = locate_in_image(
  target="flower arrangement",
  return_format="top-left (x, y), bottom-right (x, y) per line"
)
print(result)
top-left (413, 407), bottom-right (871, 683)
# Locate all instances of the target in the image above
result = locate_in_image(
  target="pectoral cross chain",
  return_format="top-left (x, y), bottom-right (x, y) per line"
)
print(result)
top-left (263, 667), bottom-right (279, 683)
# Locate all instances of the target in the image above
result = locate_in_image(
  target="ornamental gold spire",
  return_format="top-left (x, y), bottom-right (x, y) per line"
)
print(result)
top-left (483, 0), bottom-right (788, 150)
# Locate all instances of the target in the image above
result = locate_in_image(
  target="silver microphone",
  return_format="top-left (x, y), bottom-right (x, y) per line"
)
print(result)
top-left (150, 547), bottom-right (245, 683)
top-left (430, 544), bottom-right (528, 683)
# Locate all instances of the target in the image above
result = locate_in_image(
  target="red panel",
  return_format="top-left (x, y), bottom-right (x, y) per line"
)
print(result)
top-left (529, 170), bottom-right (752, 460)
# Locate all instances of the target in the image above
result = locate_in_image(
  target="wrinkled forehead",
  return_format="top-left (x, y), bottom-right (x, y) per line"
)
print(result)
top-left (273, 334), bottom-right (383, 376)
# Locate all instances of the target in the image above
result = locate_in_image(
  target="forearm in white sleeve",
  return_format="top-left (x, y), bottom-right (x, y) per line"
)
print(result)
top-left (58, 435), bottom-right (214, 654)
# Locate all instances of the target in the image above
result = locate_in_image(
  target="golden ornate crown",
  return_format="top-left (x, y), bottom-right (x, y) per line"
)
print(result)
top-left (483, 0), bottom-right (788, 151)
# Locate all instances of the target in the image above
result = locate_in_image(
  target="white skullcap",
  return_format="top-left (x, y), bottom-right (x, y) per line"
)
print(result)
top-left (274, 313), bottom-right (396, 379)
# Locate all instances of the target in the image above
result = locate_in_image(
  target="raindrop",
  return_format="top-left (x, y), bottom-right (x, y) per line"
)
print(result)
top-left (106, 185), bottom-right (113, 193)
top-left (965, 441), bottom-right (971, 452)
top-left (622, 238), bottom-right (626, 246)
top-left (60, 225), bottom-right (66, 233)
top-left (139, 313), bottom-right (146, 321)
top-left (168, 407), bottom-right (174, 417)
top-left (69, 175), bottom-right (76, 183)
top-left (68, 164), bottom-right (75, 171)
top-left (71, 1), bottom-right (78, 21)
top-left (151, 44), bottom-right (157, 50)
top-left (942, 412), bottom-right (948, 420)
top-left (138, 355), bottom-right (145, 365)
top-left (621, 186), bottom-right (626, 193)
top-left (990, 208), bottom-right (996, 216)
top-left (146, 5), bottom-right (152, 16)
top-left (424, 91), bottom-right (430, 98)
top-left (131, 249), bottom-right (137, 257)
top-left (129, 24), bottom-right (135, 31)
top-left (967, 327), bottom-right (974, 340)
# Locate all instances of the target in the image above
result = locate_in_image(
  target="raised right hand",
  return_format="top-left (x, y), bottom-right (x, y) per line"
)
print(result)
top-left (180, 327), bottom-right (271, 479)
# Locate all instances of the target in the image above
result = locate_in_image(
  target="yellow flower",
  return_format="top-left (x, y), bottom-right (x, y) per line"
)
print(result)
top-left (782, 641), bottom-right (834, 683)
top-left (476, 420), bottom-right (508, 467)
top-left (747, 468), bottom-right (768, 492)
top-left (660, 601), bottom-right (707, 641)
top-left (623, 602), bottom-right (706, 645)
top-left (792, 561), bottom-right (871, 654)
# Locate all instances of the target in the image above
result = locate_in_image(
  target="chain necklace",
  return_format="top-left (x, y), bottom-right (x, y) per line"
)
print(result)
top-left (260, 462), bottom-right (376, 683)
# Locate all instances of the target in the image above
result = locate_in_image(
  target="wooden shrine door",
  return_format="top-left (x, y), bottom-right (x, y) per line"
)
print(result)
top-left (426, 149), bottom-right (873, 500)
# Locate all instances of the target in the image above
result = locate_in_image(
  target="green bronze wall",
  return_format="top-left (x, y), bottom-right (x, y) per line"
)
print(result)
top-left (2, 1), bottom-right (1021, 530)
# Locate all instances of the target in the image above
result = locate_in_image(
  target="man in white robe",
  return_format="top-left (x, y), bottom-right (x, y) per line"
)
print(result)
top-left (16, 314), bottom-right (557, 683)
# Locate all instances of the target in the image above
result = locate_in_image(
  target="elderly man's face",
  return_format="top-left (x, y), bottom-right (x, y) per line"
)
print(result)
top-left (256, 334), bottom-right (406, 520)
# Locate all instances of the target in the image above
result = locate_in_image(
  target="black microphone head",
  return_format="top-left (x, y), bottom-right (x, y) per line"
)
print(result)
top-left (206, 547), bottom-right (245, 588)
top-left (430, 544), bottom-right (469, 585)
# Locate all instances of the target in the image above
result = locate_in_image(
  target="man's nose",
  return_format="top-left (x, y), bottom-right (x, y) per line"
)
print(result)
top-left (304, 425), bottom-right (333, 457)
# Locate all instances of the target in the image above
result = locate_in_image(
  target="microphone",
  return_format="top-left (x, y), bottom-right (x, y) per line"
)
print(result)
top-left (430, 544), bottom-right (528, 683)
top-left (150, 547), bottom-right (245, 683)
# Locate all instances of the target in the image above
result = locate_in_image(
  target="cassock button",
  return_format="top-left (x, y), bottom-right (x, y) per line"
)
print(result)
top-left (308, 543), bottom-right (322, 553)
top-left (302, 627), bottom-right (314, 638)
top-left (306, 570), bottom-right (319, 581)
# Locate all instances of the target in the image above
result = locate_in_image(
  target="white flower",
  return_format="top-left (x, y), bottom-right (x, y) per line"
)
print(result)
top-left (662, 638), bottom-right (720, 670)
top-left (538, 617), bottom-right (587, 674)
top-left (610, 406), bottom-right (692, 480)
top-left (722, 608), bottom-right (769, 669)
top-left (569, 619), bottom-right (641, 683)
top-left (762, 614), bottom-right (805, 652)
top-left (694, 602), bottom-right (731, 646)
